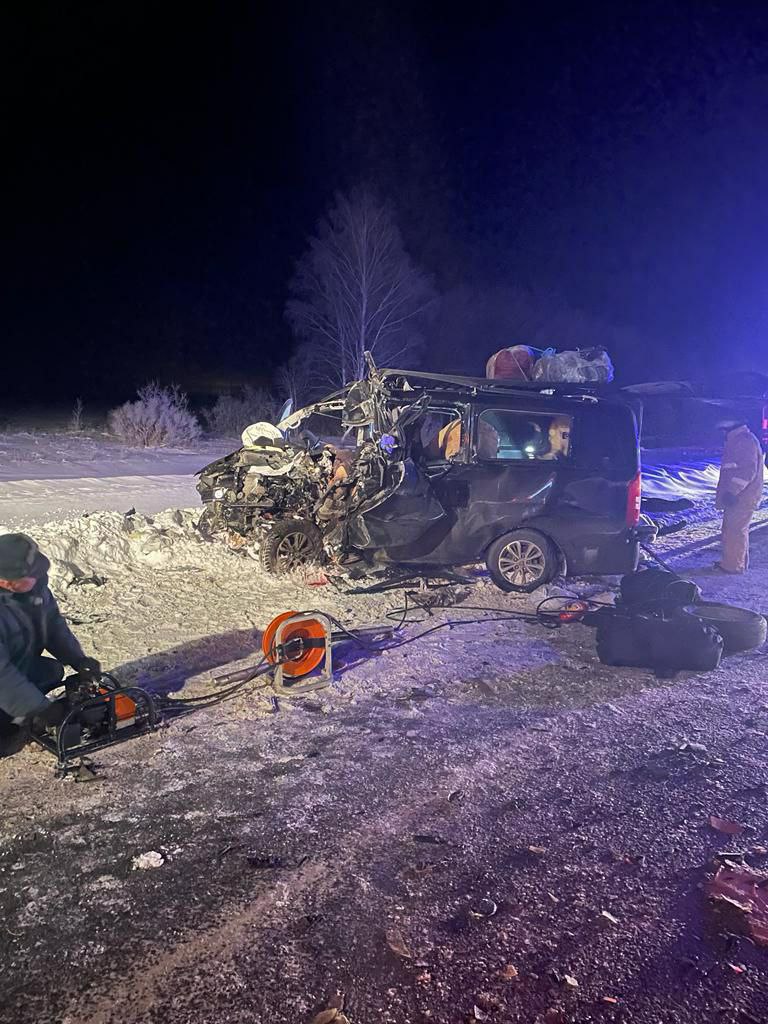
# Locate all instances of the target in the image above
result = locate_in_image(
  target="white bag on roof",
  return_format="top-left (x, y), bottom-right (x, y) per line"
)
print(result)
top-left (532, 347), bottom-right (614, 384)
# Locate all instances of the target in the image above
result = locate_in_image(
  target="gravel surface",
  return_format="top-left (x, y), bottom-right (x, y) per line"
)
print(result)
top-left (1, 504), bottom-right (768, 1023)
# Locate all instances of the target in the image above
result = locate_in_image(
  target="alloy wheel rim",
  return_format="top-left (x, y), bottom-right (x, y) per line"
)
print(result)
top-left (275, 532), bottom-right (313, 571)
top-left (498, 539), bottom-right (546, 586)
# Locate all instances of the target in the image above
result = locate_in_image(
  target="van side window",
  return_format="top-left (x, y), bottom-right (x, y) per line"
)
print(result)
top-left (476, 410), bottom-right (573, 461)
top-left (419, 409), bottom-right (464, 460)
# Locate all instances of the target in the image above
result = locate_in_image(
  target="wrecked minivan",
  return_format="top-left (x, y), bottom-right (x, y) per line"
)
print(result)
top-left (196, 364), bottom-right (652, 591)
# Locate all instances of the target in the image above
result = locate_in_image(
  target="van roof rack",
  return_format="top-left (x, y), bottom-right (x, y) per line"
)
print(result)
top-left (379, 368), bottom-right (607, 399)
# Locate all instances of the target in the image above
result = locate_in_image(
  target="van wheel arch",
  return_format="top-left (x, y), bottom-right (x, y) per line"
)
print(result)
top-left (485, 528), bottom-right (562, 593)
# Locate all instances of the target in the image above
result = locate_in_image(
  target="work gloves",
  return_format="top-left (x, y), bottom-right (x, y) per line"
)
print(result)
top-left (74, 657), bottom-right (102, 681)
top-left (32, 700), bottom-right (68, 730)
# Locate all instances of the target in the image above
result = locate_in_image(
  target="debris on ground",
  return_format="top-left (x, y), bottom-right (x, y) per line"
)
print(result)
top-left (385, 927), bottom-right (412, 959)
top-left (469, 898), bottom-right (498, 918)
top-left (707, 865), bottom-right (768, 946)
top-left (131, 850), bottom-right (165, 870)
top-left (709, 815), bottom-right (746, 836)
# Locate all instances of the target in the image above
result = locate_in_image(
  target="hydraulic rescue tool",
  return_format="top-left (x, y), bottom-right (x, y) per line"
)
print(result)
top-left (29, 672), bottom-right (160, 777)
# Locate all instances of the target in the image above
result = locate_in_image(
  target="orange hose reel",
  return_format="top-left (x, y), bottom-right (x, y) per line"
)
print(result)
top-left (262, 610), bottom-right (329, 678)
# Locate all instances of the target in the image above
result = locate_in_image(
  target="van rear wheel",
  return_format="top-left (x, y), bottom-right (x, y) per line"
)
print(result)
top-left (486, 529), bottom-right (558, 593)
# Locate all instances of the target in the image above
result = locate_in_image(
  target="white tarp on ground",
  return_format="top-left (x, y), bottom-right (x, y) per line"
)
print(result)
top-left (642, 448), bottom-right (767, 502)
top-left (641, 450), bottom-right (723, 501)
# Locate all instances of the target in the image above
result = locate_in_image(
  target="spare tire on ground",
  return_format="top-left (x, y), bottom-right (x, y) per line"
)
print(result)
top-left (682, 602), bottom-right (767, 654)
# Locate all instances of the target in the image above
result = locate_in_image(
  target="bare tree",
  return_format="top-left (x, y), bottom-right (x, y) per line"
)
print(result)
top-left (68, 397), bottom-right (85, 433)
top-left (286, 188), bottom-right (436, 388)
top-left (275, 346), bottom-right (315, 411)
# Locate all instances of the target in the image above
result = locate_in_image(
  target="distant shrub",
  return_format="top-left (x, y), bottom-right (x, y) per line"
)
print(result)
top-left (108, 383), bottom-right (202, 447)
top-left (68, 397), bottom-right (85, 433)
top-left (203, 385), bottom-right (281, 437)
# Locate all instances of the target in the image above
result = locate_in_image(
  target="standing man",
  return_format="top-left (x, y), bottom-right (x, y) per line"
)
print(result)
top-left (715, 419), bottom-right (765, 574)
top-left (0, 533), bottom-right (101, 731)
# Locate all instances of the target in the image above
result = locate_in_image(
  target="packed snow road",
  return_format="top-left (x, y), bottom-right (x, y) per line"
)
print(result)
top-left (1, 434), bottom-right (768, 1024)
top-left (0, 430), bottom-right (763, 529)
top-left (0, 432), bottom-right (232, 526)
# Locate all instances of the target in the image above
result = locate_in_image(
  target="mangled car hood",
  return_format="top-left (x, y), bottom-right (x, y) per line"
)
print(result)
top-left (199, 366), bottom-right (450, 564)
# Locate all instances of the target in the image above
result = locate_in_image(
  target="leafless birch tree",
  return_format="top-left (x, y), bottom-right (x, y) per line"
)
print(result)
top-left (274, 348), bottom-right (314, 410)
top-left (286, 188), bottom-right (435, 388)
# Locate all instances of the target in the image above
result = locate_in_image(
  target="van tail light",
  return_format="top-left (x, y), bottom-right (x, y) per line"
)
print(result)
top-left (626, 472), bottom-right (642, 527)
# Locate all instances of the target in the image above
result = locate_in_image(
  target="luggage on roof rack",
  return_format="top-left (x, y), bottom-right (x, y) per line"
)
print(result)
top-left (379, 367), bottom-right (610, 400)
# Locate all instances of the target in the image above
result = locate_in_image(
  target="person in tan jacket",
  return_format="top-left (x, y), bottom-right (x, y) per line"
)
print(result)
top-left (715, 420), bottom-right (765, 574)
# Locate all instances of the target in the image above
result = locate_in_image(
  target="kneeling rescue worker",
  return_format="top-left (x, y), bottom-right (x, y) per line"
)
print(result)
top-left (0, 534), bottom-right (101, 733)
top-left (715, 419), bottom-right (765, 574)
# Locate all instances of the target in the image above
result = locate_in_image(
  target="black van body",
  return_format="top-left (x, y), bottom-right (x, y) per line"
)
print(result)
top-left (197, 367), bottom-right (651, 590)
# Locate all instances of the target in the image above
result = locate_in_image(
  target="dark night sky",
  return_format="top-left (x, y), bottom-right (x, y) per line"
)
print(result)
top-left (4, 2), bottom-right (768, 402)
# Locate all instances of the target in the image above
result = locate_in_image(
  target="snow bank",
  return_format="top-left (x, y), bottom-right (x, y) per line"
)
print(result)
top-left (0, 509), bottom-right (210, 588)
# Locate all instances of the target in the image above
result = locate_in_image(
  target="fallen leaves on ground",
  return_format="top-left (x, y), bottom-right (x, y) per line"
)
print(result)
top-left (385, 927), bottom-right (413, 958)
top-left (499, 964), bottom-right (519, 981)
top-left (311, 1010), bottom-right (339, 1024)
top-left (709, 815), bottom-right (745, 836)
top-left (543, 1010), bottom-right (566, 1024)
top-left (706, 864), bottom-right (768, 946)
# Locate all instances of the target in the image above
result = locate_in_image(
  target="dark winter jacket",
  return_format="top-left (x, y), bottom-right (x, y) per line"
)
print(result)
top-left (0, 553), bottom-right (85, 718)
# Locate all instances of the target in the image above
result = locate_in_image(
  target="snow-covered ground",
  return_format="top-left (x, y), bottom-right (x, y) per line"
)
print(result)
top-left (2, 432), bottom-right (768, 1024)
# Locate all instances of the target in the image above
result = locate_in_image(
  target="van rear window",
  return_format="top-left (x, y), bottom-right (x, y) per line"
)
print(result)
top-left (574, 403), bottom-right (638, 476)
top-left (476, 410), bottom-right (573, 461)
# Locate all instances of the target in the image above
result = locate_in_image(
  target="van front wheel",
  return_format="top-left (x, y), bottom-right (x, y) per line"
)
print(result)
top-left (486, 530), bottom-right (558, 593)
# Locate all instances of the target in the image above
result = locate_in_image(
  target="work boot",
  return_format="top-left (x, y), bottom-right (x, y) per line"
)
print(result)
top-left (713, 561), bottom-right (744, 575)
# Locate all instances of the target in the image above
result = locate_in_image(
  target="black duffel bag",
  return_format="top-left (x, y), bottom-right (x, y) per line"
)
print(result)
top-left (618, 568), bottom-right (701, 612)
top-left (596, 609), bottom-right (723, 677)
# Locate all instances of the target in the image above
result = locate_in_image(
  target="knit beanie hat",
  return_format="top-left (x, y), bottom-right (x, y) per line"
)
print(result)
top-left (0, 534), bottom-right (39, 580)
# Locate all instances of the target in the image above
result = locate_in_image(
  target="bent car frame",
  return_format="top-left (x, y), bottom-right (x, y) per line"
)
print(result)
top-left (196, 360), bottom-right (654, 591)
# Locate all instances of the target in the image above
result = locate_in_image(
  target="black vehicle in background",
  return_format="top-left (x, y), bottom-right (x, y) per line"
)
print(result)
top-left (626, 373), bottom-right (768, 452)
top-left (197, 366), bottom-right (653, 591)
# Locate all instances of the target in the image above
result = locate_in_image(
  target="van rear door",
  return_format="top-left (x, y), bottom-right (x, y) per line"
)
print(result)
top-left (535, 399), bottom-right (641, 575)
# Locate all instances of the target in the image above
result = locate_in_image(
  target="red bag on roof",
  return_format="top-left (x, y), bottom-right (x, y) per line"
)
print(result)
top-left (486, 346), bottom-right (536, 380)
